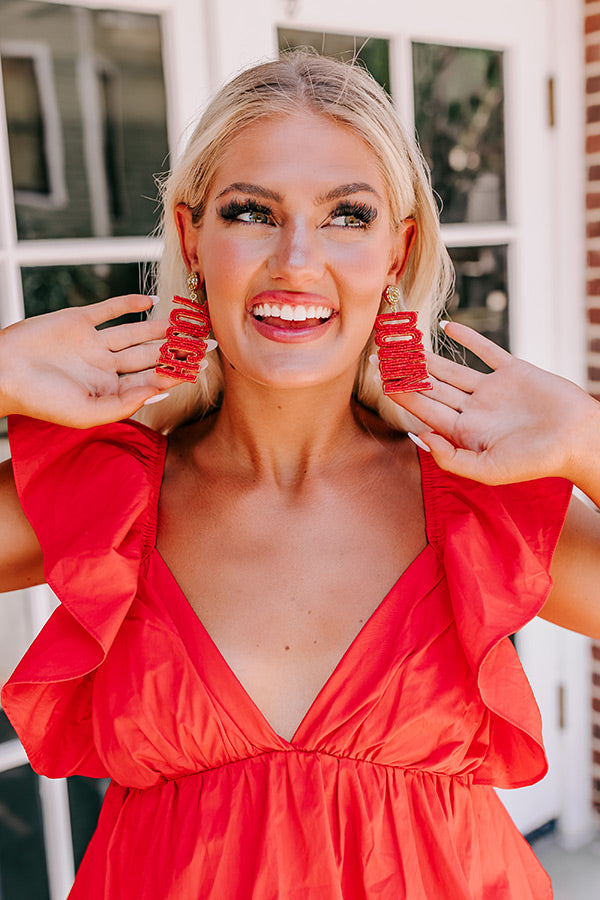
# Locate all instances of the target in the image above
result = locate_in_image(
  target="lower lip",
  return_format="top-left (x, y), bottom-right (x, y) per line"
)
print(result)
top-left (250, 312), bottom-right (337, 343)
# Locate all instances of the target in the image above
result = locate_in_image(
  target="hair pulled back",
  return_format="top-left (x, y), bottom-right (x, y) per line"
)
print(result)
top-left (142, 50), bottom-right (453, 432)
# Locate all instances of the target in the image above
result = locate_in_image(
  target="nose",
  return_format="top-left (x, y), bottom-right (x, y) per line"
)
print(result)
top-left (266, 219), bottom-right (324, 284)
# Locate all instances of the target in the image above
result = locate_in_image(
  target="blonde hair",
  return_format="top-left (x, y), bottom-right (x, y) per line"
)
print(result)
top-left (140, 50), bottom-right (453, 433)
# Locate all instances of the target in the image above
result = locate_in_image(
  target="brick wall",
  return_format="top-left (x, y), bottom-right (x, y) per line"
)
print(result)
top-left (585, 0), bottom-right (600, 814)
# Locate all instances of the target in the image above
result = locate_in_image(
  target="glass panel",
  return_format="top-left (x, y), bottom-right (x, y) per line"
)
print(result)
top-left (444, 245), bottom-right (509, 371)
top-left (0, 1), bottom-right (168, 240)
top-left (278, 29), bottom-right (390, 92)
top-left (0, 765), bottom-right (50, 899)
top-left (22, 262), bottom-right (147, 322)
top-left (413, 43), bottom-right (506, 225)
top-left (68, 776), bottom-right (108, 871)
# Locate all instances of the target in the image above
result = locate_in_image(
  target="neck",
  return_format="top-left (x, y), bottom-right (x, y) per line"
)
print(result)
top-left (207, 369), bottom-right (366, 489)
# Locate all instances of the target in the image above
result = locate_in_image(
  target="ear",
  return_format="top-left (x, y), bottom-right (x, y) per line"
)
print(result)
top-left (388, 218), bottom-right (417, 281)
top-left (175, 203), bottom-right (202, 273)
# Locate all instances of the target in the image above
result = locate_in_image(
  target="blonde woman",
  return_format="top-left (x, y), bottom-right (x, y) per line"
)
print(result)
top-left (1, 52), bottom-right (599, 899)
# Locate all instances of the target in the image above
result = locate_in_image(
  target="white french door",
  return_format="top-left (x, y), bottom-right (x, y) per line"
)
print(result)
top-left (206, 0), bottom-right (589, 840)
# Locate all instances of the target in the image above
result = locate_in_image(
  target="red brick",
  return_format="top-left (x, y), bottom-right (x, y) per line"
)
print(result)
top-left (586, 194), bottom-right (600, 209)
top-left (587, 44), bottom-right (600, 63)
top-left (588, 250), bottom-right (600, 267)
top-left (588, 75), bottom-right (600, 94)
top-left (587, 279), bottom-right (600, 294)
top-left (589, 167), bottom-right (600, 183)
top-left (586, 134), bottom-right (600, 153)
top-left (589, 307), bottom-right (600, 323)
top-left (586, 14), bottom-right (600, 33)
top-left (587, 105), bottom-right (600, 124)
top-left (587, 221), bottom-right (600, 238)
top-left (589, 367), bottom-right (600, 381)
top-left (590, 338), bottom-right (600, 353)
top-left (594, 750), bottom-right (600, 765)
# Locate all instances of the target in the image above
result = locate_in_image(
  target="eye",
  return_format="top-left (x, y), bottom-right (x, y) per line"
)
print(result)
top-left (218, 199), bottom-right (274, 225)
top-left (329, 201), bottom-right (378, 229)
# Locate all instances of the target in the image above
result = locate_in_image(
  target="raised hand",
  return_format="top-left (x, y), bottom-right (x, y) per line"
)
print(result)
top-left (393, 321), bottom-right (600, 487)
top-left (0, 295), bottom-right (181, 428)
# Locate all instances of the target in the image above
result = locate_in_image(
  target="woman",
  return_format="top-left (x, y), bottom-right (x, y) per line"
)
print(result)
top-left (1, 51), bottom-right (599, 899)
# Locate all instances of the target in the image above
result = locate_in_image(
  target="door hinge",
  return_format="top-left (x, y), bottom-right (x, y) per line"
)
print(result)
top-left (558, 683), bottom-right (566, 729)
top-left (548, 76), bottom-right (556, 128)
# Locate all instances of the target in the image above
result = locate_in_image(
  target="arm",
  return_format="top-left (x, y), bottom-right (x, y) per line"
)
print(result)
top-left (0, 459), bottom-right (44, 591)
top-left (394, 321), bottom-right (600, 638)
top-left (0, 294), bottom-right (177, 592)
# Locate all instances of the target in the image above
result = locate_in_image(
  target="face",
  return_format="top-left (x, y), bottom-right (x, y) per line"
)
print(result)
top-left (176, 111), bottom-right (415, 392)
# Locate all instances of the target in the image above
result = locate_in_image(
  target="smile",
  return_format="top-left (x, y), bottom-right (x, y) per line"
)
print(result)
top-left (251, 302), bottom-right (334, 322)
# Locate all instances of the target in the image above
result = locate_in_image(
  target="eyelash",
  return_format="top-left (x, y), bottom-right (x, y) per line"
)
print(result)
top-left (217, 198), bottom-right (378, 228)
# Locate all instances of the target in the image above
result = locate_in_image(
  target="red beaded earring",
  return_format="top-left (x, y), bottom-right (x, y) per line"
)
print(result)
top-left (374, 286), bottom-right (432, 394)
top-left (156, 272), bottom-right (212, 383)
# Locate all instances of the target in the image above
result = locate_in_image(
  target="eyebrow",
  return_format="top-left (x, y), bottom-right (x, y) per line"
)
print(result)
top-left (216, 182), bottom-right (283, 202)
top-left (215, 181), bottom-right (381, 204)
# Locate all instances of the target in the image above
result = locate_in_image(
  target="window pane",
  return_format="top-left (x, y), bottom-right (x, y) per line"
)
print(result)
top-left (413, 43), bottom-right (506, 224)
top-left (22, 262), bottom-right (147, 320)
top-left (0, 765), bottom-right (50, 900)
top-left (0, 1), bottom-right (168, 240)
top-left (2, 56), bottom-right (49, 194)
top-left (278, 29), bottom-right (390, 92)
top-left (445, 245), bottom-right (509, 370)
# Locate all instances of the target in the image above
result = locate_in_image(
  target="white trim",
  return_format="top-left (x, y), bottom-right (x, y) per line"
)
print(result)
top-left (38, 776), bottom-right (75, 900)
top-left (0, 740), bottom-right (28, 771)
top-left (0, 236), bottom-right (163, 267)
top-left (0, 40), bottom-right (67, 210)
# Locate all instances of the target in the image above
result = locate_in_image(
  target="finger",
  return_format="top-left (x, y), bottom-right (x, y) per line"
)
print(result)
top-left (113, 343), bottom-right (163, 374)
top-left (441, 322), bottom-right (511, 371)
top-left (89, 386), bottom-right (159, 424)
top-left (389, 388), bottom-right (461, 435)
top-left (119, 368), bottom-right (191, 393)
top-left (85, 295), bottom-right (155, 328)
top-left (103, 319), bottom-right (168, 352)
top-left (419, 432), bottom-right (500, 484)
top-left (427, 374), bottom-right (471, 414)
top-left (425, 351), bottom-right (484, 393)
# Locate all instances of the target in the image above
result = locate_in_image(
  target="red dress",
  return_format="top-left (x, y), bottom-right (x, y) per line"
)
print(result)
top-left (1, 415), bottom-right (572, 899)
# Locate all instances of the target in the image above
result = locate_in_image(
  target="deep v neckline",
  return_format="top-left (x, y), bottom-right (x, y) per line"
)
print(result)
top-left (151, 542), bottom-right (440, 746)
top-left (150, 444), bottom-right (441, 746)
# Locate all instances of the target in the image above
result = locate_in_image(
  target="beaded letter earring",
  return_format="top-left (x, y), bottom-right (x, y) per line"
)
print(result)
top-left (374, 286), bottom-right (432, 394)
top-left (156, 272), bottom-right (212, 382)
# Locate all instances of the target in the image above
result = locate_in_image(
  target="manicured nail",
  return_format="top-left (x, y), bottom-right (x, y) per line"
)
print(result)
top-left (199, 359), bottom-right (209, 372)
top-left (439, 319), bottom-right (450, 332)
top-left (149, 295), bottom-right (160, 306)
top-left (407, 432), bottom-right (431, 452)
top-left (205, 339), bottom-right (218, 352)
top-left (368, 353), bottom-right (378, 367)
top-left (144, 392), bottom-right (170, 406)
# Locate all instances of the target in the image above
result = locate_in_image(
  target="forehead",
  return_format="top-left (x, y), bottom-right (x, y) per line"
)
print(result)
top-left (210, 112), bottom-right (387, 199)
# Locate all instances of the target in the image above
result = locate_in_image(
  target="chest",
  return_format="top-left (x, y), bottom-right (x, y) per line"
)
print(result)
top-left (157, 453), bottom-right (426, 740)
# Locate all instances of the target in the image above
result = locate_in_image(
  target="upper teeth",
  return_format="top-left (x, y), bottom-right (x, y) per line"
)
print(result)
top-left (252, 303), bottom-right (333, 321)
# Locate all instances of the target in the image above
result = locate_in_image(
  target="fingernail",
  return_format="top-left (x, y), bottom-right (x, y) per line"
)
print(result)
top-left (205, 339), bottom-right (218, 352)
top-left (149, 295), bottom-right (160, 306)
top-left (439, 319), bottom-right (450, 332)
top-left (372, 372), bottom-right (382, 385)
top-left (144, 392), bottom-right (170, 406)
top-left (199, 359), bottom-right (209, 372)
top-left (368, 354), bottom-right (378, 368)
top-left (407, 432), bottom-right (431, 452)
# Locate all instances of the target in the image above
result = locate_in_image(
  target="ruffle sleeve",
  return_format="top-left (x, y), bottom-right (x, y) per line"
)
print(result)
top-left (1, 415), bottom-right (166, 778)
top-left (420, 451), bottom-right (573, 788)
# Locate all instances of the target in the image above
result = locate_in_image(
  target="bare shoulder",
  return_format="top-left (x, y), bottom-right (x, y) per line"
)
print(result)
top-left (0, 458), bottom-right (45, 592)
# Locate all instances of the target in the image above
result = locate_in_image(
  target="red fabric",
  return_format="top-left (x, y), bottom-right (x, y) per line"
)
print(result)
top-left (2, 415), bottom-right (572, 899)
